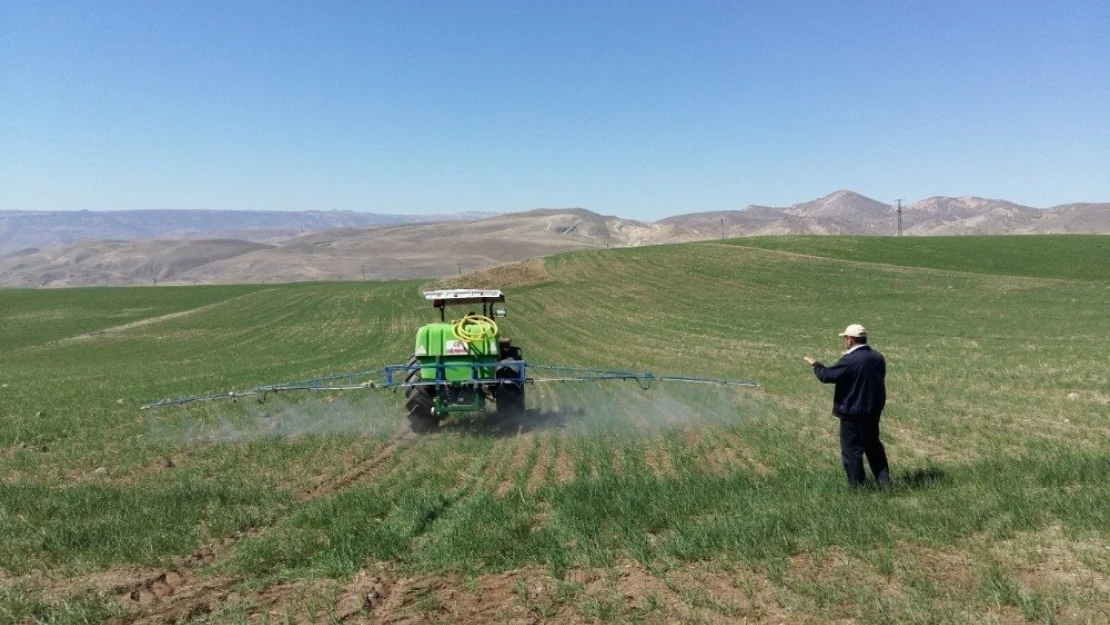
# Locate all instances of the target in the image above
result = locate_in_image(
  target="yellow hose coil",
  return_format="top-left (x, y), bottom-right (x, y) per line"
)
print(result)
top-left (451, 314), bottom-right (498, 343)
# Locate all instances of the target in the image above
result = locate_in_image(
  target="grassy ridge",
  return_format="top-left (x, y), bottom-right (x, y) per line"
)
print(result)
top-left (721, 234), bottom-right (1110, 281)
top-left (1, 236), bottom-right (1108, 622)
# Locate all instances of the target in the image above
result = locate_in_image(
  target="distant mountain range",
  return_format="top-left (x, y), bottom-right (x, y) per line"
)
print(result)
top-left (657, 191), bottom-right (1110, 237)
top-left (0, 209), bottom-right (496, 255)
top-left (1, 191), bottom-right (1106, 287)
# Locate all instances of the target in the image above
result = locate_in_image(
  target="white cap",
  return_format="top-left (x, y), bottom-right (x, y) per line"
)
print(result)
top-left (838, 324), bottom-right (867, 338)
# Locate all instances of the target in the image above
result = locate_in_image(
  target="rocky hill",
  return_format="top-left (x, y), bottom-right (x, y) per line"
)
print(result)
top-left (1, 192), bottom-right (1106, 287)
top-left (661, 191), bottom-right (1109, 238)
top-left (0, 209), bottom-right (638, 287)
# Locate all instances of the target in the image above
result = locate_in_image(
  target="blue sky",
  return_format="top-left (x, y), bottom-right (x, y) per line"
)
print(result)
top-left (2, 1), bottom-right (1107, 220)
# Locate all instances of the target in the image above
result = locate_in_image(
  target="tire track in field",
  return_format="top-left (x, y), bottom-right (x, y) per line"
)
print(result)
top-left (110, 426), bottom-right (419, 624)
top-left (609, 443), bottom-right (624, 476)
top-left (525, 433), bottom-right (553, 493)
top-left (400, 434), bottom-right (513, 557)
top-left (554, 383), bottom-right (606, 481)
top-left (704, 429), bottom-right (741, 475)
top-left (540, 388), bottom-right (576, 486)
top-left (643, 438), bottom-right (678, 478)
top-left (495, 379), bottom-right (553, 496)
top-left (496, 433), bottom-right (537, 496)
top-left (480, 433), bottom-right (521, 492)
top-left (302, 427), bottom-right (416, 502)
top-left (718, 430), bottom-right (772, 475)
top-left (550, 431), bottom-right (574, 485)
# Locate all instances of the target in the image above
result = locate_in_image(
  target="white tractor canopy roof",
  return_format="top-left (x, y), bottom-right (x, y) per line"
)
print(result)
top-left (423, 289), bottom-right (505, 308)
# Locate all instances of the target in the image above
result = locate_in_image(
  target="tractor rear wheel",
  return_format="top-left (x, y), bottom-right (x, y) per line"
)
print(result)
top-left (496, 348), bottom-right (525, 417)
top-left (403, 356), bottom-right (438, 433)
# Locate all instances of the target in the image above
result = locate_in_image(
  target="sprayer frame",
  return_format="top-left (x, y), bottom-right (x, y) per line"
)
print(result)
top-left (425, 289), bottom-right (507, 322)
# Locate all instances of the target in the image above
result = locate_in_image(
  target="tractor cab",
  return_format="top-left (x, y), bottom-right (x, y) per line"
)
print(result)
top-left (425, 289), bottom-right (508, 322)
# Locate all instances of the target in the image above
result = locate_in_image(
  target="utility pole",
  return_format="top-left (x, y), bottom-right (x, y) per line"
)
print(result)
top-left (894, 199), bottom-right (904, 236)
top-left (361, 264), bottom-right (366, 280)
top-left (720, 218), bottom-right (725, 240)
top-left (457, 263), bottom-right (462, 276)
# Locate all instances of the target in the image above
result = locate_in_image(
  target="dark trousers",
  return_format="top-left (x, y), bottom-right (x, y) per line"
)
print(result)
top-left (839, 417), bottom-right (890, 487)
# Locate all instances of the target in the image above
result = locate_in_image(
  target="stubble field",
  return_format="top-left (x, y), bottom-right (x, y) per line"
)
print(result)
top-left (1, 235), bottom-right (1108, 624)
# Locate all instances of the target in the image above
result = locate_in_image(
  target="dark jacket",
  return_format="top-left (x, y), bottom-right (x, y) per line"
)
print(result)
top-left (811, 345), bottom-right (886, 420)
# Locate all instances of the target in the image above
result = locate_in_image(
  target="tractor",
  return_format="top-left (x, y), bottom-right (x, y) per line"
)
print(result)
top-left (400, 289), bottom-right (525, 432)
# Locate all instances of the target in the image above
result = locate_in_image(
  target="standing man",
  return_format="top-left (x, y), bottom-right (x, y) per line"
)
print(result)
top-left (804, 324), bottom-right (890, 488)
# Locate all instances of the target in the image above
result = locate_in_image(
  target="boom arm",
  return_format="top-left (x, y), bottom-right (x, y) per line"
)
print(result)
top-left (141, 361), bottom-right (758, 410)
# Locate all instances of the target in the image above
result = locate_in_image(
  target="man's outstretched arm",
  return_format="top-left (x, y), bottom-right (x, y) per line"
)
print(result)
top-left (804, 357), bottom-right (850, 383)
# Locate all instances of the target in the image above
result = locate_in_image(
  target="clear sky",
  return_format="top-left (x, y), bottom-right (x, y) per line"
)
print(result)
top-left (2, 1), bottom-right (1108, 220)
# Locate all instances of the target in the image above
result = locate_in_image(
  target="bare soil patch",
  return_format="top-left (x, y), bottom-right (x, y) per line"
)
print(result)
top-left (996, 526), bottom-right (1110, 608)
top-left (10, 530), bottom-right (1108, 624)
top-left (887, 424), bottom-right (952, 463)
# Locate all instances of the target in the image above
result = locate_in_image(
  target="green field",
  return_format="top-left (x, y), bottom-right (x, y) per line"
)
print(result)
top-left (1, 236), bottom-right (1108, 624)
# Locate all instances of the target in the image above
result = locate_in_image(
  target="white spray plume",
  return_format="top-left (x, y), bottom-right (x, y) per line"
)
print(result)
top-left (148, 392), bottom-right (401, 444)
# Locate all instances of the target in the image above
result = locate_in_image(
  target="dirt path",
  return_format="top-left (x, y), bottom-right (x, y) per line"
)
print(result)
top-left (46, 291), bottom-right (274, 347)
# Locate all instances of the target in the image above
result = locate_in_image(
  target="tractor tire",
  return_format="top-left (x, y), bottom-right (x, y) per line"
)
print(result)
top-left (496, 348), bottom-right (525, 417)
top-left (403, 356), bottom-right (438, 433)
